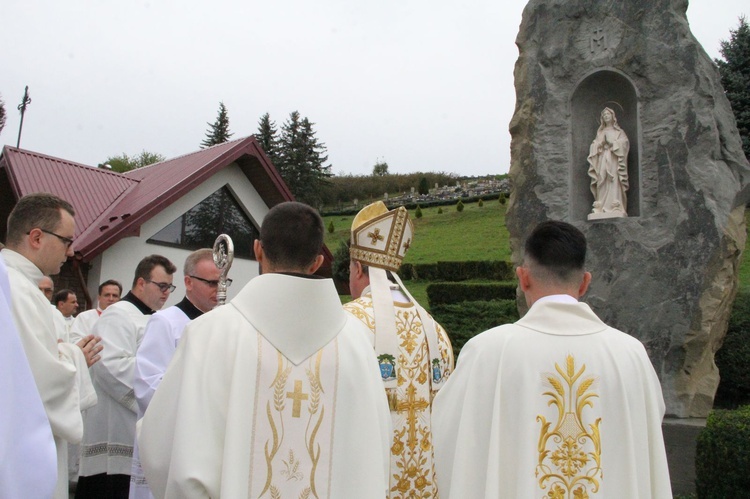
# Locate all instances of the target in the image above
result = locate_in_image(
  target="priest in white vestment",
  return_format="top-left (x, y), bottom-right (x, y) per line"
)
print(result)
top-left (77, 255), bottom-right (177, 498)
top-left (344, 201), bottom-right (454, 498)
top-left (432, 220), bottom-right (672, 498)
top-left (139, 202), bottom-right (391, 499)
top-left (129, 249), bottom-right (221, 499)
top-left (0, 253), bottom-right (57, 499)
top-left (1, 193), bottom-right (102, 499)
top-left (71, 279), bottom-right (122, 344)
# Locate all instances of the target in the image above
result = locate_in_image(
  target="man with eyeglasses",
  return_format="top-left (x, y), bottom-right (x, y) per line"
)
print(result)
top-left (1, 192), bottom-right (101, 499)
top-left (77, 254), bottom-right (176, 499)
top-left (129, 248), bottom-right (222, 499)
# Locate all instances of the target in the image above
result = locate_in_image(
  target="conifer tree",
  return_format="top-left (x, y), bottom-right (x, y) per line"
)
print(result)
top-left (256, 113), bottom-right (280, 165)
top-left (716, 16), bottom-right (750, 160)
top-left (0, 93), bottom-right (6, 137)
top-left (277, 111), bottom-right (332, 206)
top-left (201, 102), bottom-right (233, 149)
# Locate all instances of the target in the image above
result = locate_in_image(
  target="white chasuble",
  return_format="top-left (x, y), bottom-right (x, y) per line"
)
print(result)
top-left (249, 335), bottom-right (339, 498)
top-left (344, 291), bottom-right (454, 499)
top-left (139, 274), bottom-right (391, 499)
top-left (432, 300), bottom-right (672, 499)
top-left (0, 249), bottom-right (97, 499)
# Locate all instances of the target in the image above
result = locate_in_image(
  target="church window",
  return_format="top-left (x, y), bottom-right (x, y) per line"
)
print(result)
top-left (148, 185), bottom-right (259, 259)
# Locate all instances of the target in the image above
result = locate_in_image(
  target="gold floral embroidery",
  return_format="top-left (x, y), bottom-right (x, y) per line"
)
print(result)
top-left (537, 355), bottom-right (601, 499)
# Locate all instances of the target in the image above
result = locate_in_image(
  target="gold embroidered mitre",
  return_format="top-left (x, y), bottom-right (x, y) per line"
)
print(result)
top-left (350, 201), bottom-right (414, 272)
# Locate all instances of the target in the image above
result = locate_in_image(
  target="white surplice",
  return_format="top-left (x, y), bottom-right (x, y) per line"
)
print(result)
top-left (0, 248), bottom-right (97, 499)
top-left (79, 298), bottom-right (150, 478)
top-left (432, 299), bottom-right (672, 499)
top-left (138, 274), bottom-right (391, 499)
top-left (0, 255), bottom-right (57, 499)
top-left (71, 307), bottom-right (101, 344)
top-left (130, 304), bottom-right (191, 499)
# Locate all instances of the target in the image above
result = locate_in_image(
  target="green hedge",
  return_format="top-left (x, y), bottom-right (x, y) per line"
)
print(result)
top-left (431, 300), bottom-right (520, 357)
top-left (695, 405), bottom-right (750, 497)
top-left (715, 290), bottom-right (750, 408)
top-left (426, 282), bottom-right (517, 306)
top-left (400, 261), bottom-right (513, 282)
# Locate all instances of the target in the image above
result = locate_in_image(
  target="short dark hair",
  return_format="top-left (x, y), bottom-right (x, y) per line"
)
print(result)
top-left (98, 279), bottom-right (123, 296)
top-left (53, 289), bottom-right (75, 306)
top-left (260, 202), bottom-right (324, 271)
top-left (524, 220), bottom-right (586, 283)
top-left (132, 255), bottom-right (177, 287)
top-left (6, 193), bottom-right (75, 246)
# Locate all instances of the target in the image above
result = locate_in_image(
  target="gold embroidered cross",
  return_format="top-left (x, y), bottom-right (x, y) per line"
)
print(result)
top-left (403, 238), bottom-right (411, 251)
top-left (368, 228), bottom-right (384, 245)
top-left (396, 384), bottom-right (430, 449)
top-left (286, 379), bottom-right (309, 418)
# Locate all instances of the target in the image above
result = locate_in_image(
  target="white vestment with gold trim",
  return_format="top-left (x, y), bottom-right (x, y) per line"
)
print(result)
top-left (432, 299), bottom-right (672, 499)
top-left (138, 274), bottom-right (391, 499)
top-left (344, 288), bottom-right (454, 499)
top-left (1, 248), bottom-right (97, 499)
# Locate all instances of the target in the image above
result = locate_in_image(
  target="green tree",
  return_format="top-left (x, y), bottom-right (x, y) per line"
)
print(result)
top-left (716, 16), bottom-right (750, 160)
top-left (418, 176), bottom-right (429, 195)
top-left (327, 220), bottom-right (335, 234)
top-left (201, 102), bottom-right (233, 149)
top-left (0, 93), bottom-right (6, 137)
top-left (415, 205), bottom-right (423, 218)
top-left (256, 112), bottom-right (280, 165)
top-left (456, 199), bottom-right (464, 212)
top-left (277, 111), bottom-right (332, 207)
top-left (372, 161), bottom-right (389, 176)
top-left (478, 199), bottom-right (484, 208)
top-left (102, 150), bottom-right (166, 173)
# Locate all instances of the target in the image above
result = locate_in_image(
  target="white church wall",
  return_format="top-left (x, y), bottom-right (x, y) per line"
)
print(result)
top-left (92, 163), bottom-right (268, 309)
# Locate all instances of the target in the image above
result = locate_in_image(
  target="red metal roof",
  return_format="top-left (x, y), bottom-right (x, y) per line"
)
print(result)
top-left (0, 136), bottom-right (297, 261)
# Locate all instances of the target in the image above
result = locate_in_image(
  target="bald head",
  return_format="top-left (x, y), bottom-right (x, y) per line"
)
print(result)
top-left (38, 276), bottom-right (54, 302)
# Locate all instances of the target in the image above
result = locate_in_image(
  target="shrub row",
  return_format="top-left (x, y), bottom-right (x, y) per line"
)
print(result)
top-left (400, 261), bottom-right (514, 282)
top-left (695, 405), bottom-right (750, 497)
top-left (431, 300), bottom-right (520, 357)
top-left (322, 193), bottom-right (504, 217)
top-left (426, 282), bottom-right (517, 306)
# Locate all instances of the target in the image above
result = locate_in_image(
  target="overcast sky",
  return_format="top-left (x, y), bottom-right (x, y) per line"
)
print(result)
top-left (0, 0), bottom-right (746, 177)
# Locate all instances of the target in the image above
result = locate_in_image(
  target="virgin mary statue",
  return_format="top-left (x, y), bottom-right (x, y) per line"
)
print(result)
top-left (587, 107), bottom-right (629, 219)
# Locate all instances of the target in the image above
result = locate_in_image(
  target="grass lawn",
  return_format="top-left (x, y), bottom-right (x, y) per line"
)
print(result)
top-left (324, 200), bottom-right (511, 264)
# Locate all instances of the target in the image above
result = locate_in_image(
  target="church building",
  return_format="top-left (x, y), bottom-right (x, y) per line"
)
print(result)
top-left (0, 136), bottom-right (332, 309)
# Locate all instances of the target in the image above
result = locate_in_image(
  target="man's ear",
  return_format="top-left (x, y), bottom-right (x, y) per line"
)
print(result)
top-left (253, 239), bottom-right (263, 263)
top-left (309, 254), bottom-right (325, 274)
top-left (578, 271), bottom-right (592, 298)
top-left (27, 227), bottom-right (44, 250)
top-left (516, 266), bottom-right (531, 292)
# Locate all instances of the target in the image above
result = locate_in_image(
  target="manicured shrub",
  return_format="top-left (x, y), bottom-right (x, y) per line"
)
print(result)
top-left (695, 405), bottom-right (750, 497)
top-left (715, 290), bottom-right (750, 408)
top-left (456, 199), bottom-right (464, 212)
top-left (478, 199), bottom-right (484, 208)
top-left (431, 300), bottom-right (520, 357)
top-left (499, 194), bottom-right (506, 205)
top-left (437, 207), bottom-right (443, 214)
top-left (426, 282), bottom-right (517, 306)
top-left (327, 220), bottom-right (335, 234)
top-left (331, 241), bottom-right (350, 293)
top-left (415, 205), bottom-right (423, 219)
top-left (398, 261), bottom-right (514, 282)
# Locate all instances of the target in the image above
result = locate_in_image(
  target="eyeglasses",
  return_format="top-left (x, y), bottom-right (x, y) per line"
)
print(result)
top-left (189, 275), bottom-right (232, 288)
top-left (146, 280), bottom-right (176, 293)
top-left (37, 229), bottom-right (74, 249)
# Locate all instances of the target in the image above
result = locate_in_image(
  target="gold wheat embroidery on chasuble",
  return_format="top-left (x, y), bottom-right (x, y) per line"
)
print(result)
top-left (536, 355), bottom-right (602, 499)
top-left (250, 338), bottom-right (338, 499)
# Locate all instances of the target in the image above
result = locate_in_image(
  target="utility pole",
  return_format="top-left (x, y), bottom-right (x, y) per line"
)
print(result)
top-left (16, 86), bottom-right (31, 148)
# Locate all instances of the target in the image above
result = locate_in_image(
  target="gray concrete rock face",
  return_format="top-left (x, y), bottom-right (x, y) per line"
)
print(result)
top-left (508, 0), bottom-right (750, 417)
